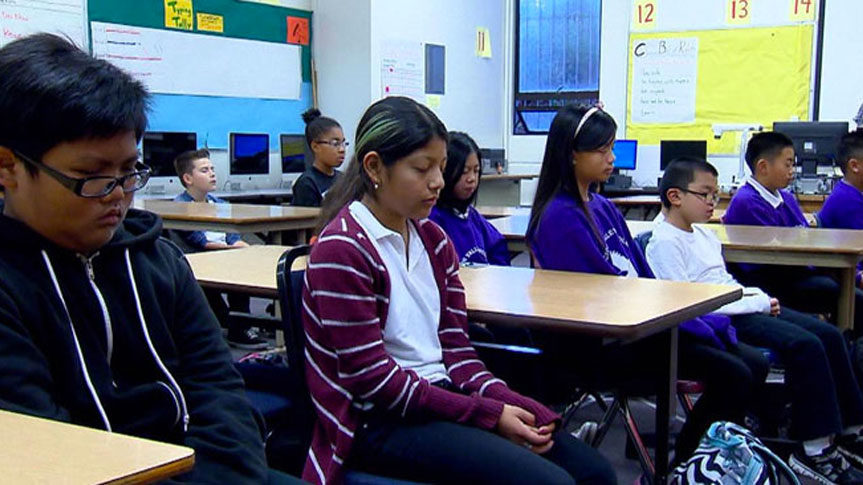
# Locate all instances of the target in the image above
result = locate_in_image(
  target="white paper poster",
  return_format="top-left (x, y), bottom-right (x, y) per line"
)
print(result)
top-left (381, 39), bottom-right (424, 101)
top-left (0, 0), bottom-right (86, 49)
top-left (631, 37), bottom-right (699, 124)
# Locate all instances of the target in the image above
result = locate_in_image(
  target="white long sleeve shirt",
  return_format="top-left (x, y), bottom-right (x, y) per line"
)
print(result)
top-left (646, 220), bottom-right (772, 315)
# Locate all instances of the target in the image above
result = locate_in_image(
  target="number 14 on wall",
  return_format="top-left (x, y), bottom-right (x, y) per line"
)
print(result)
top-left (790, 0), bottom-right (816, 21)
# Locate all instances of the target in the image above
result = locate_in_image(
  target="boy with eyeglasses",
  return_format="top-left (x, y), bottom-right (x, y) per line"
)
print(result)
top-left (647, 158), bottom-right (863, 484)
top-left (0, 34), bottom-right (277, 483)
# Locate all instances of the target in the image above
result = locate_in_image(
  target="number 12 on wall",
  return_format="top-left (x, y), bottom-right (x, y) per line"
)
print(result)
top-left (632, 0), bottom-right (657, 31)
top-left (790, 0), bottom-right (816, 21)
top-left (726, 0), bottom-right (751, 25)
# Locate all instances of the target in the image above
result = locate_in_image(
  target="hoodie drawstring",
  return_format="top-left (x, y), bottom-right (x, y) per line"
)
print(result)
top-left (124, 249), bottom-right (190, 432)
top-left (41, 251), bottom-right (112, 432)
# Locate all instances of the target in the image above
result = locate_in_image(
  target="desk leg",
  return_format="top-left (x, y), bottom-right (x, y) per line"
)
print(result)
top-left (654, 327), bottom-right (678, 484)
top-left (838, 267), bottom-right (857, 333)
top-left (271, 232), bottom-right (283, 245)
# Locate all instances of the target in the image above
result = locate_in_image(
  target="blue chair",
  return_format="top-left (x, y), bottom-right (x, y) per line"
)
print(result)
top-left (275, 245), bottom-right (423, 485)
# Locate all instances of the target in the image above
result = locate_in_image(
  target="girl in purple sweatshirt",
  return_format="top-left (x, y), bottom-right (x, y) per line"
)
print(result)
top-left (301, 97), bottom-right (616, 484)
top-left (526, 104), bottom-right (768, 462)
top-left (429, 132), bottom-right (510, 266)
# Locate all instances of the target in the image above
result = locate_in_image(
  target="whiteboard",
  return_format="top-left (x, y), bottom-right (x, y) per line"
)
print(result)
top-left (0, 0), bottom-right (87, 49)
top-left (90, 21), bottom-right (301, 100)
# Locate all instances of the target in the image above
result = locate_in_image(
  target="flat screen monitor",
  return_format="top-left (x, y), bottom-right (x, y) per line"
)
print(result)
top-left (773, 121), bottom-right (849, 168)
top-left (142, 131), bottom-right (197, 177)
top-left (660, 140), bottom-right (707, 170)
top-left (281, 134), bottom-right (306, 173)
top-left (230, 133), bottom-right (270, 175)
top-left (612, 139), bottom-right (637, 170)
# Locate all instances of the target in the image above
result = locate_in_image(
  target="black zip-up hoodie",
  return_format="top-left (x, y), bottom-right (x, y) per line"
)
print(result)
top-left (0, 207), bottom-right (268, 483)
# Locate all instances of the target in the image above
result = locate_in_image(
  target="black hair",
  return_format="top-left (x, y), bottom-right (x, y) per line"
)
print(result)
top-left (838, 129), bottom-right (863, 174)
top-left (174, 148), bottom-right (211, 187)
top-left (437, 131), bottom-right (482, 212)
top-left (317, 96), bottom-right (448, 234)
top-left (745, 131), bottom-right (794, 174)
top-left (302, 108), bottom-right (342, 148)
top-left (659, 157), bottom-right (719, 208)
top-left (527, 105), bottom-right (617, 242)
top-left (0, 33), bottom-right (149, 175)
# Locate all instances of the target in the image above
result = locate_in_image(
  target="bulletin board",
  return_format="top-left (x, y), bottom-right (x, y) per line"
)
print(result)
top-left (626, 24), bottom-right (813, 154)
top-left (88, 0), bottom-right (313, 149)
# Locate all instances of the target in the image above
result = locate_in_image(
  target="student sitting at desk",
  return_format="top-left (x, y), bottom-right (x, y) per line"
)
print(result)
top-left (724, 131), bottom-right (863, 332)
top-left (647, 158), bottom-right (863, 484)
top-left (820, 130), bottom-right (863, 285)
top-left (172, 149), bottom-right (266, 350)
top-left (291, 108), bottom-right (345, 207)
top-left (429, 131), bottom-right (509, 266)
top-left (302, 96), bottom-right (616, 484)
top-left (0, 34), bottom-right (275, 483)
top-left (526, 104), bottom-right (769, 462)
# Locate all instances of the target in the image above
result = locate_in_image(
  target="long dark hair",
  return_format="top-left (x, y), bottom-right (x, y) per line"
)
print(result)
top-left (437, 131), bottom-right (482, 213)
top-left (526, 105), bottom-right (617, 242)
top-left (316, 97), bottom-right (448, 233)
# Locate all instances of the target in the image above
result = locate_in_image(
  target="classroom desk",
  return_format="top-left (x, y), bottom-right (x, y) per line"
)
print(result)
top-left (143, 200), bottom-right (319, 244)
top-left (0, 409), bottom-right (194, 484)
top-left (608, 195), bottom-right (662, 220)
top-left (211, 188), bottom-right (293, 204)
top-left (489, 214), bottom-right (530, 253)
top-left (185, 246), bottom-right (741, 483)
top-left (475, 205), bottom-right (531, 219)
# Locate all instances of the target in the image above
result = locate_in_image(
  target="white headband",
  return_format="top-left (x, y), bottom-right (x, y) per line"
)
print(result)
top-left (574, 107), bottom-right (600, 140)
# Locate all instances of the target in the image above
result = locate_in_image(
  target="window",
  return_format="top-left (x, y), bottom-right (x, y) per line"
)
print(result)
top-left (514, 0), bottom-right (602, 134)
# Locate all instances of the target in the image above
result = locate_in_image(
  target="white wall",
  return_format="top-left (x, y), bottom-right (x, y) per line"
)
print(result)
top-left (818, 0), bottom-right (863, 124)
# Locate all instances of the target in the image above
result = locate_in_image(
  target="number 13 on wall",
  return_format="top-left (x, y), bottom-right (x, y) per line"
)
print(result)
top-left (726, 0), bottom-right (751, 25)
top-left (632, 0), bottom-right (657, 31)
top-left (790, 0), bottom-right (816, 21)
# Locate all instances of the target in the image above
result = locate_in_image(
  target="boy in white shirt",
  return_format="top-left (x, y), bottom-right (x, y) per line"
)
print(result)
top-left (646, 157), bottom-right (863, 484)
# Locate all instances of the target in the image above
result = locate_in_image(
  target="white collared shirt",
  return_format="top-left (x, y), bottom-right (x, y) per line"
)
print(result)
top-left (746, 176), bottom-right (783, 209)
top-left (348, 201), bottom-right (448, 382)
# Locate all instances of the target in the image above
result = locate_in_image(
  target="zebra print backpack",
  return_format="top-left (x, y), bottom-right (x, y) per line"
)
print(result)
top-left (671, 421), bottom-right (800, 484)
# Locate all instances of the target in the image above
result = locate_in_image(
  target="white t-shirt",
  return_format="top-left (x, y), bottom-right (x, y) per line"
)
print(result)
top-left (646, 220), bottom-right (772, 315)
top-left (349, 201), bottom-right (449, 382)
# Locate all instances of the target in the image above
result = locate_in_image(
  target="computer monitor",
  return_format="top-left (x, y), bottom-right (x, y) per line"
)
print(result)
top-left (660, 140), bottom-right (707, 170)
top-left (612, 139), bottom-right (637, 171)
top-left (281, 134), bottom-right (306, 173)
top-left (141, 131), bottom-right (197, 177)
top-left (229, 133), bottom-right (270, 175)
top-left (773, 121), bottom-right (849, 169)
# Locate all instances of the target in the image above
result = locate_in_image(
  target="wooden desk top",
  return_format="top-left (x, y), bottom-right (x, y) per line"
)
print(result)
top-left (0, 409), bottom-right (194, 484)
top-left (187, 246), bottom-right (740, 339)
top-left (461, 265), bottom-right (739, 338)
top-left (608, 195), bottom-right (662, 205)
top-left (475, 206), bottom-right (532, 219)
top-left (144, 200), bottom-right (319, 224)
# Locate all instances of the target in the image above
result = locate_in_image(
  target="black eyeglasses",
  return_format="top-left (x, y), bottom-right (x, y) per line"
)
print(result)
top-left (14, 150), bottom-right (151, 198)
top-left (314, 139), bottom-right (349, 148)
top-left (680, 188), bottom-right (721, 206)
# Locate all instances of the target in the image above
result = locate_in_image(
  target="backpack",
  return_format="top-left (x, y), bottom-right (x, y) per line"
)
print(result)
top-left (671, 421), bottom-right (799, 484)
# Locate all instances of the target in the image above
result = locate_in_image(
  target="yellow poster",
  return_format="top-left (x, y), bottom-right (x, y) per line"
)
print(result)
top-left (197, 13), bottom-right (223, 33)
top-left (426, 94), bottom-right (441, 109)
top-left (165, 0), bottom-right (193, 31)
top-left (475, 27), bottom-right (492, 58)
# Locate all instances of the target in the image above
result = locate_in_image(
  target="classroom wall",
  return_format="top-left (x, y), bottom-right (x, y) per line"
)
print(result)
top-left (314, 0), bottom-right (506, 157)
top-left (818, 0), bottom-right (863, 124)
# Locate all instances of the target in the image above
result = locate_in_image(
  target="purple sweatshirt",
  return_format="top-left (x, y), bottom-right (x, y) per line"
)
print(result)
top-left (528, 191), bottom-right (737, 349)
top-left (429, 206), bottom-right (510, 266)
top-left (820, 180), bottom-right (863, 230)
top-left (722, 182), bottom-right (808, 228)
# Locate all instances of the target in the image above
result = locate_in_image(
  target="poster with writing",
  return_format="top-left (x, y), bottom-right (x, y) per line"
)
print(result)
top-left (380, 39), bottom-right (424, 102)
top-left (164, 0), bottom-right (193, 31)
top-left (0, 0), bottom-right (86, 48)
top-left (631, 37), bottom-right (698, 123)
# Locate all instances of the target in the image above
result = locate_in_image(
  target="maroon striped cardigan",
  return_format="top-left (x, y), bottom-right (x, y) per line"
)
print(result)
top-left (301, 205), bottom-right (559, 484)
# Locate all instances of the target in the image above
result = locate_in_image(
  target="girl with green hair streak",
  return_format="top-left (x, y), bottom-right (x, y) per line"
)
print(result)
top-left (301, 96), bottom-right (616, 484)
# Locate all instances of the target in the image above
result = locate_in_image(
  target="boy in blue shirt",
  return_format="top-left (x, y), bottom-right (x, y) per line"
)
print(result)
top-left (0, 34), bottom-right (272, 483)
top-left (172, 149), bottom-right (267, 350)
top-left (724, 131), bottom-right (863, 330)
